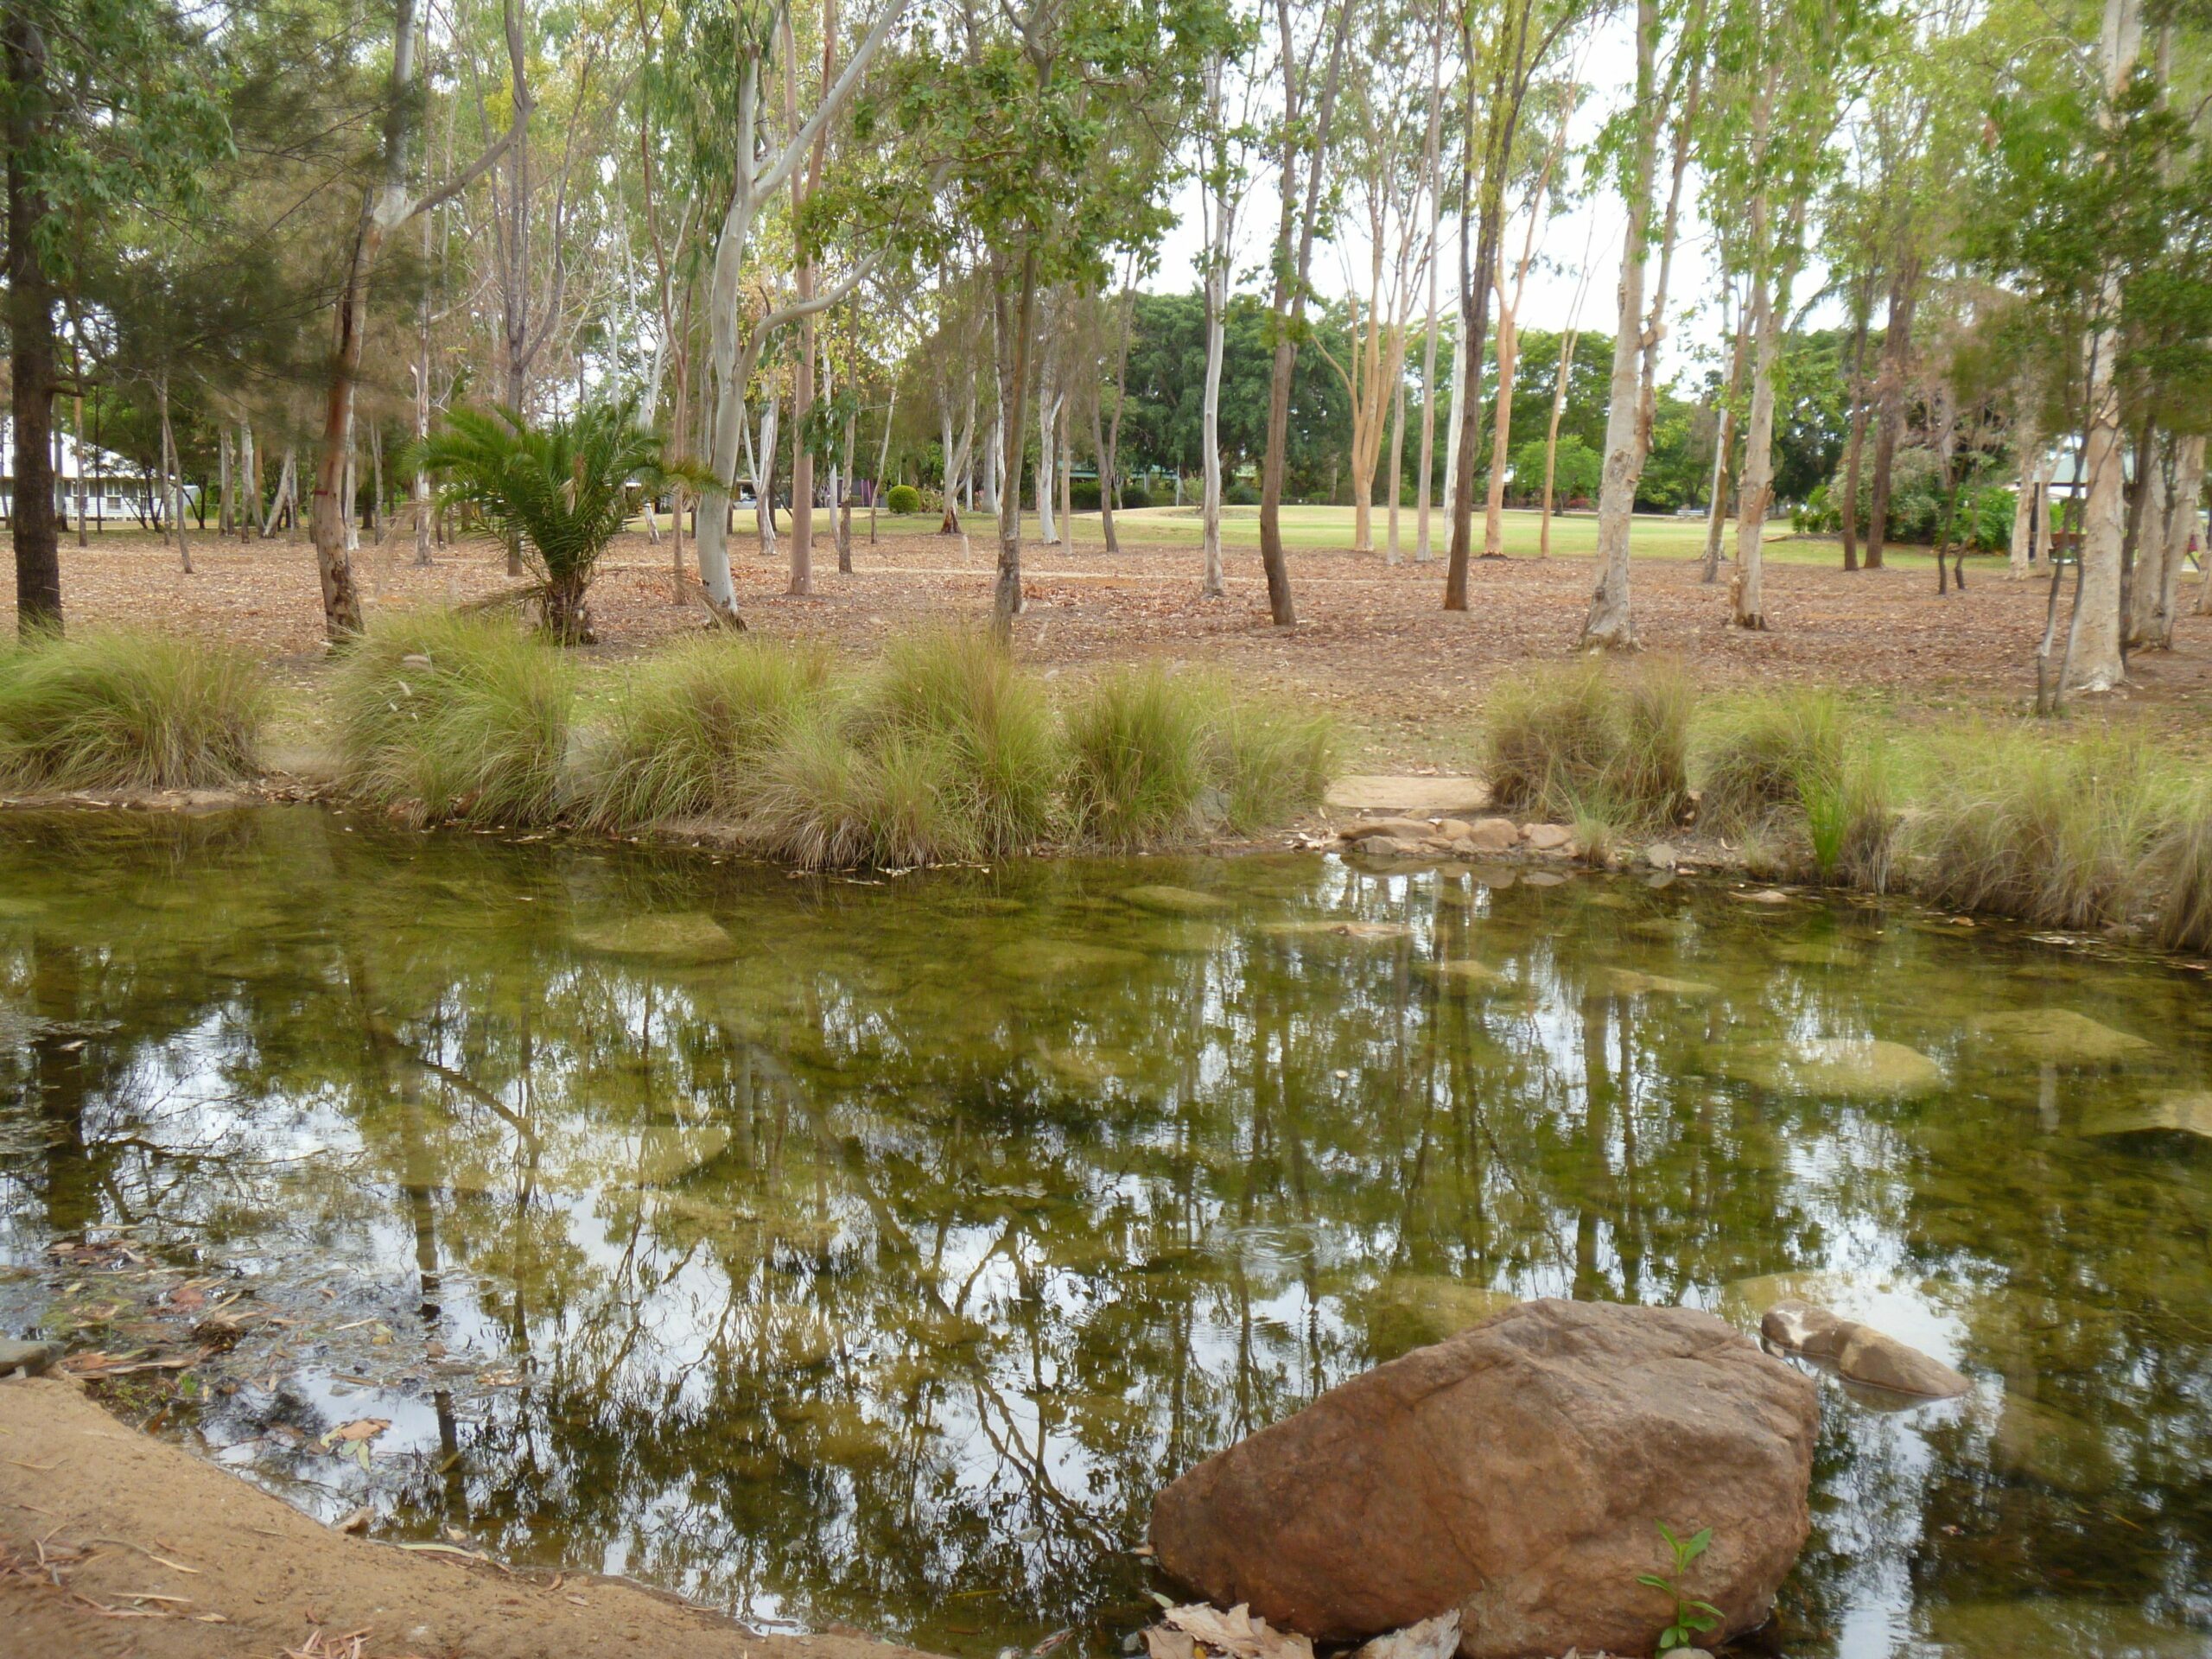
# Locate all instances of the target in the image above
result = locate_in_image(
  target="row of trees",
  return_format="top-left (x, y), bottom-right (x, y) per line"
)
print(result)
top-left (6, 0), bottom-right (2209, 694)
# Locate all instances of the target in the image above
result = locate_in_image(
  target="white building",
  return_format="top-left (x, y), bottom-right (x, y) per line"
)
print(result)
top-left (0, 421), bottom-right (196, 524)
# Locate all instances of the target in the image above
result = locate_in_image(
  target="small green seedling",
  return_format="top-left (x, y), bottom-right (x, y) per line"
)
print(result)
top-left (1637, 1521), bottom-right (1724, 1653)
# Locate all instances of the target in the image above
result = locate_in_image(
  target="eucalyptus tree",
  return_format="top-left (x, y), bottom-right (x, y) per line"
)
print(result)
top-left (310, 0), bottom-right (531, 640)
top-left (1706, 0), bottom-right (1868, 632)
top-left (683, 0), bottom-right (919, 629)
top-left (906, 0), bottom-right (1221, 632)
top-left (1193, 3), bottom-right (1265, 595)
top-left (1577, 0), bottom-right (1706, 647)
top-left (4, 0), bottom-right (229, 636)
top-left (1445, 0), bottom-right (1596, 613)
top-left (1255, 0), bottom-right (1355, 626)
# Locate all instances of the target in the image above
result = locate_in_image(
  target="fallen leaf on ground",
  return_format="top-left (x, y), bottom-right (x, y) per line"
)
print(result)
top-left (319, 1418), bottom-right (390, 1447)
top-left (1160, 1602), bottom-right (1315, 1659)
top-left (1352, 1611), bottom-right (1462, 1659)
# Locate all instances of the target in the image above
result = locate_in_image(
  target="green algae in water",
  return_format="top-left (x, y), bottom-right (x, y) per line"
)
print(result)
top-left (1, 805), bottom-right (2209, 1659)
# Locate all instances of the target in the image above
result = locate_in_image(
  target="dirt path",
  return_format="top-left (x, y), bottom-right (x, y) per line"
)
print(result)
top-left (0, 1376), bottom-right (944, 1659)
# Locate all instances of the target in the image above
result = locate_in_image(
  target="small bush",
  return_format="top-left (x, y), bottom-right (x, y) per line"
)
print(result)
top-left (1485, 658), bottom-right (1690, 828)
top-left (1065, 667), bottom-right (1211, 847)
top-left (885, 483), bottom-right (923, 515)
top-left (864, 628), bottom-right (1061, 853)
top-left (1905, 730), bottom-right (2161, 930)
top-left (0, 630), bottom-right (265, 790)
top-left (578, 637), bottom-right (832, 830)
top-left (332, 611), bottom-right (573, 826)
top-left (1071, 480), bottom-right (1102, 512)
top-left (1211, 698), bottom-right (1338, 833)
top-left (1122, 486), bottom-right (1154, 510)
top-left (1223, 483), bottom-right (1258, 507)
top-left (1699, 693), bottom-right (1846, 832)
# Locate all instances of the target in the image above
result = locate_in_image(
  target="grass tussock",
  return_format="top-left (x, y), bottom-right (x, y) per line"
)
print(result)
top-left (332, 611), bottom-right (574, 826)
top-left (745, 708), bottom-right (979, 870)
top-left (1698, 690), bottom-right (1896, 887)
top-left (1211, 697), bottom-right (1340, 834)
top-left (579, 637), bottom-right (833, 830)
top-left (1064, 667), bottom-right (1214, 848)
top-left (1903, 731), bottom-right (2163, 930)
top-left (2139, 783), bottom-right (2212, 955)
top-left (0, 630), bottom-right (264, 790)
top-left (1485, 658), bottom-right (1691, 828)
top-left (864, 628), bottom-right (1062, 852)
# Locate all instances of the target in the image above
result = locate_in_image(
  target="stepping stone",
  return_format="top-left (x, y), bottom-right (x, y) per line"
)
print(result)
top-left (1596, 968), bottom-right (1717, 999)
top-left (1717, 1036), bottom-right (1945, 1097)
top-left (1259, 919), bottom-right (1416, 944)
top-left (1968, 1008), bottom-right (2153, 1066)
top-left (1121, 884), bottom-right (1230, 916)
top-left (1325, 776), bottom-right (1491, 816)
top-left (2081, 1091), bottom-right (2212, 1141)
top-left (1418, 958), bottom-right (1505, 986)
top-left (572, 912), bottom-right (737, 961)
top-left (990, 938), bottom-right (1147, 977)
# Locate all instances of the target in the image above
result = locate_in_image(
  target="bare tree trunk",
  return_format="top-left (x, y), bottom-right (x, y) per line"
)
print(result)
top-left (836, 397), bottom-right (856, 575)
top-left (1257, 0), bottom-right (1354, 627)
top-left (158, 372), bottom-right (194, 575)
top-left (218, 424), bottom-right (234, 537)
top-left (994, 244), bottom-right (1041, 632)
top-left (1837, 295), bottom-right (1871, 570)
top-left (1098, 281), bottom-right (1133, 556)
top-left (2154, 435), bottom-right (2204, 643)
top-left (1578, 0), bottom-right (1662, 650)
top-left (8, 3), bottom-right (61, 636)
top-left (1539, 325), bottom-right (1581, 559)
top-left (1864, 261), bottom-right (1918, 573)
top-left (1411, 15), bottom-right (1446, 566)
top-left (73, 394), bottom-right (90, 546)
top-left (871, 383), bottom-right (895, 544)
top-left (1700, 282), bottom-right (1745, 583)
top-left (1057, 392), bottom-right (1072, 547)
top-left (238, 419), bottom-right (257, 543)
top-left (1730, 257), bottom-right (1778, 630)
top-left (1440, 305), bottom-right (1467, 563)
top-left (1481, 296), bottom-right (1516, 559)
top-left (1199, 54), bottom-right (1234, 597)
top-left (2007, 409), bottom-right (2044, 580)
top-left (1385, 331), bottom-right (1408, 563)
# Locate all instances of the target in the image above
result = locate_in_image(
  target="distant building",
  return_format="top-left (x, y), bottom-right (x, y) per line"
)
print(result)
top-left (0, 422), bottom-right (196, 526)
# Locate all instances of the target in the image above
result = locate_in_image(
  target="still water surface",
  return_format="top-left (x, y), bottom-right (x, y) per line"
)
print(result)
top-left (1, 809), bottom-right (2209, 1658)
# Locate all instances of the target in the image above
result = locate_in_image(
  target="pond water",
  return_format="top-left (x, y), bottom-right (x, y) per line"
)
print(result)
top-left (2, 808), bottom-right (2209, 1659)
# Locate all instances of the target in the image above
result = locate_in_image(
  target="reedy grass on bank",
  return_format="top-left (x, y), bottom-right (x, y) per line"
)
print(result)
top-left (1485, 658), bottom-right (1691, 829)
top-left (331, 611), bottom-right (575, 826)
top-left (0, 630), bottom-right (265, 790)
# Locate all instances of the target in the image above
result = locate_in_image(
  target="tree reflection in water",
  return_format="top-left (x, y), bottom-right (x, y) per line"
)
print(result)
top-left (1, 808), bottom-right (2209, 1657)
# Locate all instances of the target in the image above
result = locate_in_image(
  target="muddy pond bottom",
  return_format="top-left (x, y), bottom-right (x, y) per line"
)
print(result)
top-left (2, 807), bottom-right (2209, 1659)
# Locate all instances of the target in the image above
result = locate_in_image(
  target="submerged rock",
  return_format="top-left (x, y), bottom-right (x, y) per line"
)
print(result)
top-left (0, 1338), bottom-right (61, 1377)
top-left (571, 912), bottom-right (738, 962)
top-left (1595, 968), bottom-right (1718, 1000)
top-left (1362, 1274), bottom-right (1517, 1361)
top-left (1716, 1036), bottom-right (1944, 1098)
top-left (1760, 1299), bottom-right (1969, 1400)
top-left (1122, 884), bottom-right (1231, 916)
top-left (2081, 1091), bottom-right (2212, 1141)
top-left (1149, 1300), bottom-right (1816, 1659)
top-left (1968, 1007), bottom-right (2153, 1066)
top-left (1258, 920), bottom-right (1416, 946)
top-left (989, 938), bottom-right (1148, 977)
top-left (1417, 958), bottom-right (1505, 988)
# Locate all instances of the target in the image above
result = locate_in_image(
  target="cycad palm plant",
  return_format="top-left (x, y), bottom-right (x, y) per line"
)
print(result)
top-left (417, 398), bottom-right (694, 643)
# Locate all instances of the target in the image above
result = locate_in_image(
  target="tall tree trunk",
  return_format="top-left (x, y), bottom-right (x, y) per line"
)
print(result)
top-left (1481, 295), bottom-right (1516, 559)
top-left (1411, 14), bottom-right (1446, 565)
top-left (994, 244), bottom-right (1040, 632)
top-left (1257, 0), bottom-right (1353, 628)
top-left (1539, 325), bottom-right (1580, 559)
top-left (7, 4), bottom-right (60, 638)
top-left (218, 424), bottom-right (234, 536)
top-left (871, 383), bottom-right (895, 544)
top-left (1864, 260), bottom-right (1919, 573)
top-left (1099, 282), bottom-right (1133, 556)
top-left (2154, 435), bottom-right (2203, 645)
top-left (238, 419), bottom-right (257, 544)
top-left (1730, 260), bottom-right (1777, 630)
top-left (1384, 331), bottom-right (1408, 563)
top-left (73, 393), bottom-right (90, 546)
top-left (158, 372), bottom-right (194, 575)
top-left (2007, 408), bottom-right (2043, 580)
top-left (1200, 55), bottom-right (1233, 598)
top-left (1837, 296), bottom-right (1872, 570)
top-left (1440, 305), bottom-right (1468, 563)
top-left (836, 397), bottom-right (856, 574)
top-left (1578, 0), bottom-right (1662, 649)
top-left (1700, 283), bottom-right (1746, 583)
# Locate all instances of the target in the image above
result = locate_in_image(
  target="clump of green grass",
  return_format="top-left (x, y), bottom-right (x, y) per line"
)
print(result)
top-left (746, 707), bottom-right (977, 869)
top-left (0, 630), bottom-right (265, 790)
top-left (1485, 658), bottom-right (1690, 828)
top-left (863, 628), bottom-right (1061, 852)
top-left (1211, 696), bottom-right (1339, 834)
top-left (1904, 729), bottom-right (2162, 930)
top-left (1064, 666), bottom-right (1213, 847)
top-left (578, 637), bottom-right (833, 830)
top-left (2137, 781), bottom-right (2212, 955)
top-left (1697, 690), bottom-right (1896, 887)
top-left (331, 610), bottom-right (573, 826)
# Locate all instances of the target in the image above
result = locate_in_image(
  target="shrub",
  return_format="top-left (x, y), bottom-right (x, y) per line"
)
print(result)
top-left (1211, 698), bottom-right (1339, 834)
top-left (577, 637), bottom-right (832, 830)
top-left (1071, 480), bottom-right (1102, 512)
top-left (1223, 483), bottom-right (1258, 507)
top-left (332, 611), bottom-right (573, 826)
top-left (1122, 486), bottom-right (1153, 510)
top-left (1485, 658), bottom-right (1690, 828)
top-left (0, 630), bottom-right (264, 790)
top-left (863, 628), bottom-right (1061, 853)
top-left (1904, 730), bottom-right (2162, 930)
top-left (885, 483), bottom-right (923, 515)
top-left (1065, 666), bottom-right (1211, 847)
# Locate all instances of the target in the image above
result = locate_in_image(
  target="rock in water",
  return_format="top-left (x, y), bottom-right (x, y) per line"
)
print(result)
top-left (1759, 1299), bottom-right (1969, 1401)
top-left (1122, 885), bottom-right (1230, 916)
top-left (571, 912), bottom-right (737, 962)
top-left (1148, 1300), bottom-right (1817, 1659)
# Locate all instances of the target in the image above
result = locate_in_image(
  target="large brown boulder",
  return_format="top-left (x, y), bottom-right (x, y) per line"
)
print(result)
top-left (1148, 1300), bottom-right (1818, 1659)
